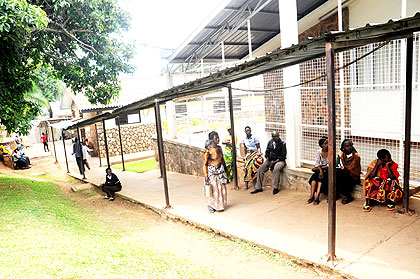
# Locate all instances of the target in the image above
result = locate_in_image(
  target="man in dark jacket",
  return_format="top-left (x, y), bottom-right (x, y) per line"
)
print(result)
top-left (72, 138), bottom-right (84, 175)
top-left (251, 131), bottom-right (287, 195)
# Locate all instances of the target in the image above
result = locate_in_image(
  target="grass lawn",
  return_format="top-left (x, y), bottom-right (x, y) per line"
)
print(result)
top-left (113, 158), bottom-right (157, 173)
top-left (0, 175), bottom-right (217, 278)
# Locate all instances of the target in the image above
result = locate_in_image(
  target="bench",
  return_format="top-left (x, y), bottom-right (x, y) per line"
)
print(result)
top-left (2, 154), bottom-right (16, 169)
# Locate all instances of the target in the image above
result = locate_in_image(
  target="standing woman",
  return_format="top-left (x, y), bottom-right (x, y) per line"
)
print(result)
top-left (336, 139), bottom-right (361, 204)
top-left (101, 168), bottom-right (122, 201)
top-left (203, 131), bottom-right (229, 213)
top-left (222, 126), bottom-right (237, 183)
top-left (242, 126), bottom-right (264, 190)
top-left (307, 136), bottom-right (328, 205)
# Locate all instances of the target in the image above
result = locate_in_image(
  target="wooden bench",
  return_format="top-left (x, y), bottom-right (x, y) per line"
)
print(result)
top-left (2, 154), bottom-right (16, 169)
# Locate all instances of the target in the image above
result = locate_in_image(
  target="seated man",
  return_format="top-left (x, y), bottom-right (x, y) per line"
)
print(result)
top-left (251, 131), bottom-right (287, 195)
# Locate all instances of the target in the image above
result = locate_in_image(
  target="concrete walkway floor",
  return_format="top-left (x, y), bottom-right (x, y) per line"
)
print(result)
top-left (46, 140), bottom-right (420, 279)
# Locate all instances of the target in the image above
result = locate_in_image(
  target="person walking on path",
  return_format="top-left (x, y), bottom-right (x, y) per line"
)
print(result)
top-left (41, 132), bottom-right (49, 152)
top-left (203, 131), bottom-right (229, 213)
top-left (101, 168), bottom-right (122, 201)
top-left (251, 131), bottom-right (287, 195)
top-left (72, 138), bottom-right (84, 175)
top-left (81, 141), bottom-right (91, 170)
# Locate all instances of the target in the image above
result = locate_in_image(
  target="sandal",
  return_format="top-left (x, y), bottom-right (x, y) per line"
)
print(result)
top-left (313, 199), bottom-right (320, 205)
top-left (362, 205), bottom-right (372, 212)
top-left (207, 206), bottom-right (215, 213)
top-left (387, 204), bottom-right (396, 211)
top-left (307, 197), bottom-right (314, 204)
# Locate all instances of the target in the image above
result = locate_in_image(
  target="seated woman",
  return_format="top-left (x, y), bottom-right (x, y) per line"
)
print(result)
top-left (222, 126), bottom-right (237, 183)
top-left (242, 126), bottom-right (264, 190)
top-left (100, 168), bottom-right (122, 201)
top-left (336, 139), bottom-right (361, 204)
top-left (308, 136), bottom-right (328, 205)
top-left (363, 149), bottom-right (403, 212)
top-left (203, 131), bottom-right (229, 213)
top-left (12, 148), bottom-right (29, 169)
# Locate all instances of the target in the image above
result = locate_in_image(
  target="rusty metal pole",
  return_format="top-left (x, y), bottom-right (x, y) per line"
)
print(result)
top-left (50, 126), bottom-right (58, 163)
top-left (102, 119), bottom-right (110, 168)
top-left (326, 42), bottom-right (337, 262)
top-left (77, 127), bottom-right (86, 179)
top-left (403, 35), bottom-right (414, 212)
top-left (94, 123), bottom-right (102, 167)
top-left (155, 101), bottom-right (171, 209)
top-left (62, 130), bottom-right (70, 173)
top-left (227, 85), bottom-right (239, 189)
top-left (116, 116), bottom-right (126, 171)
top-left (154, 103), bottom-right (164, 177)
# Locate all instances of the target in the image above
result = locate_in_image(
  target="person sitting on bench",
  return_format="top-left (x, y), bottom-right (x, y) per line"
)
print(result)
top-left (251, 131), bottom-right (286, 195)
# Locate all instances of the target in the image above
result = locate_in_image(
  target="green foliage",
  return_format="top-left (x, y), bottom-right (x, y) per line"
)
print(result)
top-left (0, 0), bottom-right (134, 135)
top-left (0, 0), bottom-right (48, 135)
top-left (34, 67), bottom-right (64, 102)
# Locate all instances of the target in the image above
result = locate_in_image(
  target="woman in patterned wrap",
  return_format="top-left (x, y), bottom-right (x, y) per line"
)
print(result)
top-left (363, 149), bottom-right (403, 212)
top-left (242, 126), bottom-right (264, 190)
top-left (203, 131), bottom-right (229, 213)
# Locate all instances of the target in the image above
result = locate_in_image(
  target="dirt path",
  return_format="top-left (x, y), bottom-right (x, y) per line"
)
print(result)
top-left (0, 157), bottom-right (340, 279)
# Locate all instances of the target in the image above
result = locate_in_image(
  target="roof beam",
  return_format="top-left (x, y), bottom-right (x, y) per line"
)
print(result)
top-left (204, 26), bottom-right (278, 33)
top-left (224, 6), bottom-right (278, 15)
top-left (188, 42), bottom-right (259, 47)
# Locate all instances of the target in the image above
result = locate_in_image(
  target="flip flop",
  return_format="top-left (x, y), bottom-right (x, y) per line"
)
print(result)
top-left (387, 204), bottom-right (396, 211)
top-left (207, 206), bottom-right (215, 213)
top-left (362, 205), bottom-right (372, 212)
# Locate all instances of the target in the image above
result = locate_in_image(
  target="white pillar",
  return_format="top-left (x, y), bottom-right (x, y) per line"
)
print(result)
top-left (247, 19), bottom-right (253, 59)
top-left (221, 41), bottom-right (226, 65)
top-left (166, 73), bottom-right (177, 139)
top-left (279, 0), bottom-right (300, 168)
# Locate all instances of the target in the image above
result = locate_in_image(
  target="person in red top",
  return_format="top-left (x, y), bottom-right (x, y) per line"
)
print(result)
top-left (363, 149), bottom-right (403, 212)
top-left (41, 132), bottom-right (49, 152)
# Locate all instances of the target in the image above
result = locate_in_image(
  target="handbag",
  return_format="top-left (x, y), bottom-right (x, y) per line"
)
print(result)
top-left (204, 179), bottom-right (212, 197)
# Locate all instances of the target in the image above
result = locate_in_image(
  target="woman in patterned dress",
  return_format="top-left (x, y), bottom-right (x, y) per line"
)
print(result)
top-left (203, 131), bottom-right (229, 213)
top-left (242, 126), bottom-right (264, 190)
top-left (363, 149), bottom-right (403, 212)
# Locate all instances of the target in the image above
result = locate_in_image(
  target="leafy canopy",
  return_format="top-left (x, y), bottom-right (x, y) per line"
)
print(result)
top-left (0, 0), bottom-right (134, 135)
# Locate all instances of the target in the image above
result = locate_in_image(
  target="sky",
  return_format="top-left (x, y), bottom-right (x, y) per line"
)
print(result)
top-left (119, 0), bottom-right (227, 79)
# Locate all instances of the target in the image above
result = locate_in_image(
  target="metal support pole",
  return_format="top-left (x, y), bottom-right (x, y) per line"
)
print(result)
top-left (227, 85), bottom-right (239, 189)
top-left (77, 127), bottom-right (86, 179)
top-left (102, 119), bottom-right (110, 168)
top-left (117, 116), bottom-right (126, 171)
top-left (403, 35), bottom-right (413, 212)
top-left (154, 104), bottom-right (164, 177)
top-left (62, 131), bottom-right (69, 173)
top-left (94, 123), bottom-right (102, 167)
top-left (155, 101), bottom-right (171, 209)
top-left (326, 42), bottom-right (337, 262)
top-left (50, 126), bottom-right (58, 163)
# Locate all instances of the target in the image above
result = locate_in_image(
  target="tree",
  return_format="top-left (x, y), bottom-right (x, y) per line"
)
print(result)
top-left (0, 0), bottom-right (134, 135)
top-left (0, 0), bottom-right (49, 135)
top-left (34, 67), bottom-right (64, 102)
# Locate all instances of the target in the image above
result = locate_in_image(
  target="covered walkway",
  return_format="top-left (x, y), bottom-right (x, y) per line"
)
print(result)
top-left (49, 140), bottom-right (420, 279)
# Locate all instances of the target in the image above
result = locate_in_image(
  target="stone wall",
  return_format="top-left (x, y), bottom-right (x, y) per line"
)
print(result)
top-left (152, 138), bottom-right (364, 198)
top-left (97, 123), bottom-right (156, 157)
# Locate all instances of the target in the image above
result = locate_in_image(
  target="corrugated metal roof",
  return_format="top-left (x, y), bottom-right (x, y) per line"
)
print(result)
top-left (66, 13), bottom-right (420, 130)
top-left (168, 0), bottom-right (327, 65)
